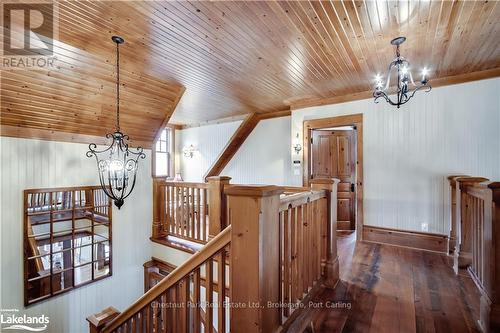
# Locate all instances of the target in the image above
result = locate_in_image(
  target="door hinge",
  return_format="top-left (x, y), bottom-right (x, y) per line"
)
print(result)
top-left (310, 137), bottom-right (313, 144)
top-left (350, 183), bottom-right (355, 192)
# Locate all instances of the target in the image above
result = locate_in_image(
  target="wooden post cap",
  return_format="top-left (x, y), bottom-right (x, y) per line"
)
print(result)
top-left (448, 175), bottom-right (469, 185)
top-left (447, 174), bottom-right (469, 181)
top-left (206, 176), bottom-right (232, 182)
top-left (466, 181), bottom-right (500, 189)
top-left (310, 178), bottom-right (340, 185)
top-left (86, 307), bottom-right (120, 329)
top-left (224, 185), bottom-right (283, 197)
top-left (455, 176), bottom-right (489, 184)
top-left (487, 182), bottom-right (500, 189)
top-left (456, 177), bottom-right (490, 190)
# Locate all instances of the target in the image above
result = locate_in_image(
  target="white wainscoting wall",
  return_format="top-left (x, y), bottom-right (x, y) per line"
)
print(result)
top-left (0, 137), bottom-right (152, 332)
top-left (177, 117), bottom-right (293, 185)
top-left (292, 78), bottom-right (500, 235)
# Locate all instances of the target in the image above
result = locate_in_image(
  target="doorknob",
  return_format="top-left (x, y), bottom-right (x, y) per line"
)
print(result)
top-left (350, 183), bottom-right (355, 192)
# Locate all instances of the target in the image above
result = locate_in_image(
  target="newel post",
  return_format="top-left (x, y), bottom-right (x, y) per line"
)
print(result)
top-left (488, 182), bottom-right (500, 331)
top-left (310, 178), bottom-right (340, 289)
top-left (447, 175), bottom-right (468, 257)
top-left (86, 307), bottom-right (120, 333)
top-left (454, 176), bottom-right (489, 272)
top-left (207, 176), bottom-right (232, 239)
top-left (225, 185), bottom-right (283, 333)
top-left (152, 179), bottom-right (162, 238)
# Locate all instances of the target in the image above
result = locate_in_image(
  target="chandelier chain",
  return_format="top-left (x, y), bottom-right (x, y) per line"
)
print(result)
top-left (116, 40), bottom-right (120, 132)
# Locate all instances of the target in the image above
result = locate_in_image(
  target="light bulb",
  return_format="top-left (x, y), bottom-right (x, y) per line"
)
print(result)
top-left (374, 74), bottom-right (383, 89)
top-left (401, 66), bottom-right (409, 75)
top-left (109, 160), bottom-right (124, 172)
top-left (421, 67), bottom-right (429, 77)
top-left (421, 67), bottom-right (429, 84)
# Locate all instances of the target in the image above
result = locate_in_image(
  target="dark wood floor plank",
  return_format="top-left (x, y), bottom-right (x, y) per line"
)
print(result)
top-left (294, 231), bottom-right (480, 333)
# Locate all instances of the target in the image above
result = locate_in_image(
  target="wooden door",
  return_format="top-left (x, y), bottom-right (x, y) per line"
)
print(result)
top-left (311, 129), bottom-right (356, 230)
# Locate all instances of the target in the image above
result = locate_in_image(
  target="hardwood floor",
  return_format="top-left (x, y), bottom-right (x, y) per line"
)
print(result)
top-left (295, 231), bottom-right (482, 333)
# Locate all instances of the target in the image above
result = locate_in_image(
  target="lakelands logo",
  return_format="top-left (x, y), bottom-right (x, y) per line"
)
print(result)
top-left (1, 1), bottom-right (58, 70)
top-left (0, 309), bottom-right (49, 331)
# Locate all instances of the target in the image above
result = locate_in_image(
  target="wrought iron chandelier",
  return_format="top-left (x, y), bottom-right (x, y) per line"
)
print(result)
top-left (87, 36), bottom-right (145, 209)
top-left (373, 36), bottom-right (431, 108)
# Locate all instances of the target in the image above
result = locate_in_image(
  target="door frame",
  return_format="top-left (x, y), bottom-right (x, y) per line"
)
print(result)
top-left (303, 113), bottom-right (364, 240)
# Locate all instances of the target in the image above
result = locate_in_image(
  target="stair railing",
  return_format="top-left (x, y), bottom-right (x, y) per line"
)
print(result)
top-left (460, 181), bottom-right (499, 332)
top-left (89, 178), bottom-right (340, 333)
top-left (88, 226), bottom-right (231, 333)
top-left (152, 176), bottom-right (231, 244)
top-left (276, 179), bottom-right (340, 327)
top-left (448, 176), bottom-right (489, 272)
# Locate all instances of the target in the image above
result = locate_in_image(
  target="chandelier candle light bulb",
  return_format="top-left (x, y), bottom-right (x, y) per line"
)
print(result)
top-left (421, 67), bottom-right (429, 84)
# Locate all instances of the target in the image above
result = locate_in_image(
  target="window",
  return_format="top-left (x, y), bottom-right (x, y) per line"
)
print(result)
top-left (153, 127), bottom-right (173, 177)
top-left (24, 186), bottom-right (112, 305)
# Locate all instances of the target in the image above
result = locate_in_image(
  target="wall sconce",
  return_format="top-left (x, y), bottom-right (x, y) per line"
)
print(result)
top-left (293, 133), bottom-right (302, 155)
top-left (182, 145), bottom-right (197, 158)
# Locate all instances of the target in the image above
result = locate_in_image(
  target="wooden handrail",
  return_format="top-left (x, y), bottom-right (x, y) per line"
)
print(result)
top-left (279, 189), bottom-right (326, 211)
top-left (161, 180), bottom-right (210, 188)
top-left (100, 226), bottom-right (232, 333)
top-left (279, 186), bottom-right (311, 194)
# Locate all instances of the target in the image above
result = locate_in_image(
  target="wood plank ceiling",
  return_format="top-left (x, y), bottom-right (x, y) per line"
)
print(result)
top-left (1, 1), bottom-right (499, 144)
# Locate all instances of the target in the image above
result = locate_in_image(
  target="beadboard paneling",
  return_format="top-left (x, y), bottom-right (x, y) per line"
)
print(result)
top-left (176, 121), bottom-right (242, 182)
top-left (222, 117), bottom-right (293, 185)
top-left (292, 78), bottom-right (500, 235)
top-left (177, 117), bottom-right (293, 185)
top-left (0, 137), bottom-right (152, 332)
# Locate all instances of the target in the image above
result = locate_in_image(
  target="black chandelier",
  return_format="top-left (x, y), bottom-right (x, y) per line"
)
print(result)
top-left (373, 36), bottom-right (431, 108)
top-left (87, 36), bottom-right (145, 209)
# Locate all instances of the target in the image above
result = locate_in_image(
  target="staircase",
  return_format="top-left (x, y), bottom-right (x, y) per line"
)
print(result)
top-left (87, 178), bottom-right (341, 333)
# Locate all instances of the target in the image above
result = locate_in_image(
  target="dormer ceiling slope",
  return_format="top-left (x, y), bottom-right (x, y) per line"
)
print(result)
top-left (1, 1), bottom-right (499, 145)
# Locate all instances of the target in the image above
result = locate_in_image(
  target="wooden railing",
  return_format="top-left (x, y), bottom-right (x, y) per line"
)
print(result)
top-left (448, 176), bottom-right (489, 272)
top-left (462, 182), bottom-right (499, 332)
top-left (152, 176), bottom-right (231, 244)
top-left (88, 226), bottom-right (231, 333)
top-left (225, 179), bottom-right (339, 332)
top-left (278, 186), bottom-right (330, 325)
top-left (89, 179), bottom-right (340, 333)
top-left (448, 175), bottom-right (499, 332)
